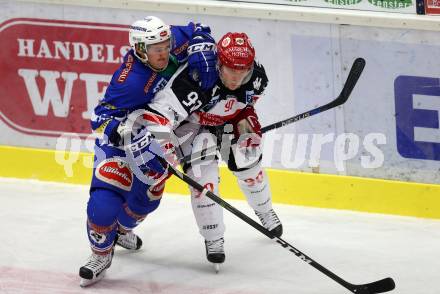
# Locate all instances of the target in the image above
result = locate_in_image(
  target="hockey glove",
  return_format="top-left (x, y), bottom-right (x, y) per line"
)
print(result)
top-left (108, 120), bottom-right (131, 146)
top-left (126, 128), bottom-right (169, 175)
top-left (230, 106), bottom-right (262, 168)
top-left (187, 31), bottom-right (218, 91)
top-left (194, 22), bottom-right (211, 34)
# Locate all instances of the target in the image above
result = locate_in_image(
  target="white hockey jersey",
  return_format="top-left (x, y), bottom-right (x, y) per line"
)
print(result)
top-left (147, 61), bottom-right (268, 130)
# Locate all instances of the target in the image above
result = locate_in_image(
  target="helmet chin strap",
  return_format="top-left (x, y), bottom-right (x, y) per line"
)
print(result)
top-left (133, 47), bottom-right (149, 63)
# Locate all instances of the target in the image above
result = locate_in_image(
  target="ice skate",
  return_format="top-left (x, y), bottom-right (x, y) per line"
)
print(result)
top-left (79, 251), bottom-right (113, 287)
top-left (255, 209), bottom-right (283, 238)
top-left (205, 237), bottom-right (225, 273)
top-left (116, 231), bottom-right (143, 250)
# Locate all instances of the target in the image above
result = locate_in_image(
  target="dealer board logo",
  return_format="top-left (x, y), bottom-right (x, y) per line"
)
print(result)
top-left (325, 0), bottom-right (362, 5)
top-left (0, 18), bottom-right (131, 138)
top-left (368, 0), bottom-right (413, 8)
top-left (394, 75), bottom-right (440, 161)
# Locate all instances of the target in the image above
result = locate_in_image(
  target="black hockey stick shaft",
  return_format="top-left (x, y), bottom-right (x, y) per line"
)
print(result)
top-left (164, 162), bottom-right (395, 294)
top-left (179, 58), bottom-right (365, 164)
top-left (261, 57), bottom-right (365, 133)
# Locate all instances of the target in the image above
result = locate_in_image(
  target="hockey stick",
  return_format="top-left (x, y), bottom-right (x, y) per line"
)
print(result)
top-left (164, 160), bottom-right (395, 294)
top-left (178, 57), bottom-right (366, 164)
top-left (261, 57), bottom-right (365, 133)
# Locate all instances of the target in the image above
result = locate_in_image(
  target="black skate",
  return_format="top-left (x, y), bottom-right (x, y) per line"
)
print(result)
top-left (255, 209), bottom-right (283, 238)
top-left (205, 237), bottom-right (225, 273)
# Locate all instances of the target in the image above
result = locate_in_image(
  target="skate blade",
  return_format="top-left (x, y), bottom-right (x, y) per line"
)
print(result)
top-left (79, 270), bottom-right (106, 287)
top-left (213, 263), bottom-right (220, 274)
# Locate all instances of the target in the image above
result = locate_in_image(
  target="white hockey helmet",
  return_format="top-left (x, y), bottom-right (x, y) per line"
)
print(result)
top-left (129, 16), bottom-right (171, 62)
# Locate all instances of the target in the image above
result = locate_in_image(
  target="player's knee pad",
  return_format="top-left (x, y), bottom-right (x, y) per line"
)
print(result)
top-left (118, 191), bottom-right (161, 231)
top-left (86, 188), bottom-right (123, 254)
top-left (233, 163), bottom-right (272, 212)
top-left (117, 202), bottom-right (150, 232)
top-left (87, 188), bottom-right (124, 226)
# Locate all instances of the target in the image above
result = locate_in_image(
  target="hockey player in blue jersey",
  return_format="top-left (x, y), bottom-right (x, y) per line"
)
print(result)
top-left (79, 16), bottom-right (218, 287)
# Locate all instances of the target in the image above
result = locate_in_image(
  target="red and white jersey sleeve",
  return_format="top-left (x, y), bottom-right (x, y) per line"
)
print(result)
top-left (189, 61), bottom-right (268, 126)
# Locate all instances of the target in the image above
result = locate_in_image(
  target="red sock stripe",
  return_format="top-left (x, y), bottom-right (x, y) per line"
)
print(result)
top-left (123, 203), bottom-right (147, 221)
top-left (87, 219), bottom-right (116, 234)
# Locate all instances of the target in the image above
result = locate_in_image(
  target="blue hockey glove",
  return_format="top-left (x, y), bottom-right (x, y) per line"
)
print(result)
top-left (187, 31), bottom-right (218, 91)
top-left (194, 23), bottom-right (211, 34)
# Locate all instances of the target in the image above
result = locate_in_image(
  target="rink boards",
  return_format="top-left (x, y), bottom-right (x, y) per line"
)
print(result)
top-left (0, 1), bottom-right (439, 220)
top-left (1, 144), bottom-right (439, 219)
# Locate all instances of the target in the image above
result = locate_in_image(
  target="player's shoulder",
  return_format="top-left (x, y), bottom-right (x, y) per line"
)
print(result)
top-left (252, 60), bottom-right (267, 80)
top-left (112, 52), bottom-right (154, 87)
top-left (170, 23), bottom-right (195, 59)
top-left (169, 65), bottom-right (201, 95)
top-left (247, 60), bottom-right (268, 93)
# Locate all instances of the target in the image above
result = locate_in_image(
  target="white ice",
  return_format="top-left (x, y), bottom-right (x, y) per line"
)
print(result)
top-left (0, 177), bottom-right (439, 294)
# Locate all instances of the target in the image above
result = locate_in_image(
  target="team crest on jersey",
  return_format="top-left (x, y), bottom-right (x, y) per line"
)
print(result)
top-left (95, 158), bottom-right (133, 191)
top-left (253, 77), bottom-right (262, 91)
top-left (224, 97), bottom-right (237, 112)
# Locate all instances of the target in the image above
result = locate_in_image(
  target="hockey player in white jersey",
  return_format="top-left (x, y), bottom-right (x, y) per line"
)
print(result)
top-left (172, 32), bottom-right (283, 271)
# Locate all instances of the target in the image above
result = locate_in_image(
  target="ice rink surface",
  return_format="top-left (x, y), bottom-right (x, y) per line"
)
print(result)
top-left (0, 177), bottom-right (439, 294)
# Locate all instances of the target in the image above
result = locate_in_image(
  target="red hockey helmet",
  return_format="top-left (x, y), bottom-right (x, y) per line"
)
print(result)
top-left (217, 32), bottom-right (255, 70)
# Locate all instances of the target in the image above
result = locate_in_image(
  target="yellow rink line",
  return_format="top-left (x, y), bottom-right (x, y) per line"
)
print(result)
top-left (1, 145), bottom-right (439, 219)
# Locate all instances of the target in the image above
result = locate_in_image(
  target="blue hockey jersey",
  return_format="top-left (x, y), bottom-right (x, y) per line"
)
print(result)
top-left (91, 22), bottom-right (200, 141)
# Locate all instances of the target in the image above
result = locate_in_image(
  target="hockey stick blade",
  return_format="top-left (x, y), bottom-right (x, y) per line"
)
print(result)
top-left (349, 277), bottom-right (395, 294)
top-left (163, 159), bottom-right (395, 294)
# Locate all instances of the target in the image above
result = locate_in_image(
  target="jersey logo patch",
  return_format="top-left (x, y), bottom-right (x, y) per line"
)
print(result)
top-left (95, 158), bottom-right (133, 191)
top-left (144, 72), bottom-right (158, 94)
top-left (117, 55), bottom-right (134, 83)
top-left (225, 98), bottom-right (236, 112)
top-left (173, 41), bottom-right (189, 56)
top-left (253, 77), bottom-right (262, 91)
